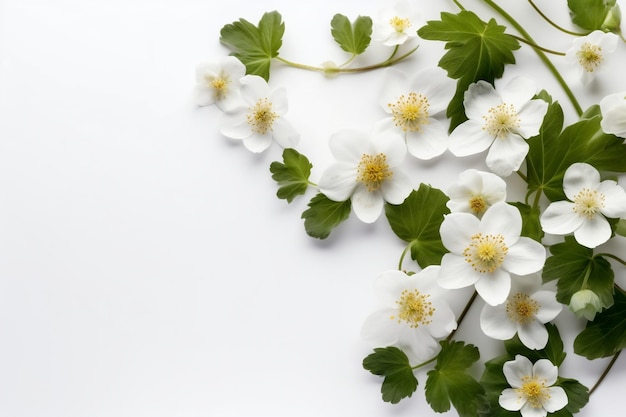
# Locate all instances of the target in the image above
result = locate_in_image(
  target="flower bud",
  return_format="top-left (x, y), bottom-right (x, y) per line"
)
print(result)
top-left (322, 61), bottom-right (340, 79)
top-left (602, 4), bottom-right (622, 34)
top-left (569, 289), bottom-right (603, 321)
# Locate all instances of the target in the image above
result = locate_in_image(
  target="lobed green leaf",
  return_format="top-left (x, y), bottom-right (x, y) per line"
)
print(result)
top-left (509, 202), bottom-right (543, 242)
top-left (362, 347), bottom-right (418, 404)
top-left (269, 148), bottom-right (312, 203)
top-left (301, 193), bottom-right (351, 239)
top-left (567, 0), bottom-right (617, 30)
top-left (330, 14), bottom-right (372, 55)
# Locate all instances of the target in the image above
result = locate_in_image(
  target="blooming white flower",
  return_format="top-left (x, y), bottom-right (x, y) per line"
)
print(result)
top-left (376, 67), bottom-right (455, 160)
top-left (361, 267), bottom-right (457, 363)
top-left (565, 30), bottom-right (618, 85)
top-left (600, 91), bottom-right (626, 138)
top-left (540, 162), bottom-right (626, 248)
top-left (499, 355), bottom-right (568, 417)
top-left (219, 75), bottom-right (299, 153)
top-left (318, 128), bottom-right (412, 223)
top-left (372, 0), bottom-right (421, 46)
top-left (480, 274), bottom-right (562, 349)
top-left (438, 202), bottom-right (546, 306)
top-left (448, 76), bottom-right (549, 177)
top-left (194, 56), bottom-right (246, 111)
top-left (446, 169), bottom-right (507, 217)
top-left (569, 289), bottom-right (603, 321)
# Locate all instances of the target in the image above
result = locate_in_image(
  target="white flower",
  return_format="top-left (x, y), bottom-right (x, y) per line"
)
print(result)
top-left (219, 75), bottom-right (299, 153)
top-left (376, 67), bottom-right (455, 160)
top-left (569, 289), bottom-right (603, 321)
top-left (194, 56), bottom-right (246, 111)
top-left (438, 202), bottom-right (546, 306)
top-left (540, 162), bottom-right (626, 248)
top-left (499, 355), bottom-right (568, 417)
top-left (565, 30), bottom-right (618, 85)
top-left (318, 128), bottom-right (412, 223)
top-left (372, 0), bottom-right (421, 46)
top-left (446, 169), bottom-right (507, 217)
top-left (361, 268), bottom-right (457, 363)
top-left (480, 274), bottom-right (562, 349)
top-left (448, 76), bottom-right (549, 177)
top-left (600, 91), bottom-right (626, 138)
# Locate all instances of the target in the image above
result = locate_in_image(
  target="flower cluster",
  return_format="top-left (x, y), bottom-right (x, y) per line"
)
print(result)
top-left (200, 1), bottom-right (626, 416)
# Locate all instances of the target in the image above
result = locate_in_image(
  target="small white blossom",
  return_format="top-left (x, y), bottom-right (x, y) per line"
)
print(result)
top-left (318, 128), bottom-right (412, 223)
top-left (446, 169), bottom-right (507, 217)
top-left (480, 274), bottom-right (562, 349)
top-left (499, 355), bottom-right (568, 417)
top-left (438, 202), bottom-right (546, 306)
top-left (361, 267), bottom-right (457, 363)
top-left (565, 30), bottom-right (618, 85)
top-left (600, 91), bottom-right (626, 138)
top-left (448, 76), bottom-right (549, 177)
top-left (372, 0), bottom-right (421, 46)
top-left (194, 56), bottom-right (246, 111)
top-left (219, 75), bottom-right (299, 153)
top-left (377, 67), bottom-right (455, 160)
top-left (540, 162), bottom-right (626, 248)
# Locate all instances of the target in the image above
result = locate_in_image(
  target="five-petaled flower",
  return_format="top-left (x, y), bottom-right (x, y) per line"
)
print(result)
top-left (372, 0), bottom-right (421, 46)
top-left (600, 90), bottom-right (626, 138)
top-left (565, 30), bottom-right (618, 85)
top-left (480, 274), bottom-right (562, 349)
top-left (540, 162), bottom-right (626, 248)
top-left (446, 169), bottom-right (507, 217)
top-left (361, 267), bottom-right (457, 363)
top-left (377, 67), bottom-right (455, 160)
top-left (438, 202), bottom-right (546, 306)
top-left (219, 75), bottom-right (299, 153)
top-left (499, 355), bottom-right (568, 417)
top-left (447, 76), bottom-right (549, 177)
top-left (194, 56), bottom-right (246, 111)
top-left (318, 128), bottom-right (412, 223)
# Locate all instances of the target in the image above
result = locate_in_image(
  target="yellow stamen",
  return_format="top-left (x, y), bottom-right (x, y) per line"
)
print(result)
top-left (388, 92), bottom-right (430, 132)
top-left (463, 233), bottom-right (508, 273)
top-left (577, 42), bottom-right (603, 72)
top-left (207, 76), bottom-right (228, 99)
top-left (506, 293), bottom-right (540, 324)
top-left (517, 376), bottom-right (550, 409)
top-left (469, 196), bottom-right (487, 215)
top-left (572, 188), bottom-right (605, 219)
top-left (390, 289), bottom-right (435, 328)
top-left (389, 16), bottom-right (411, 32)
top-left (483, 103), bottom-right (520, 138)
top-left (246, 97), bottom-right (278, 134)
top-left (357, 153), bottom-right (393, 192)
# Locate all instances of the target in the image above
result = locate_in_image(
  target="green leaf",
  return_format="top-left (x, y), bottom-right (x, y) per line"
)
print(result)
top-left (362, 347), bottom-right (418, 404)
top-left (301, 193), bottom-right (351, 239)
top-left (330, 14), bottom-right (372, 55)
top-left (479, 355), bottom-right (519, 417)
top-left (616, 219), bottom-right (626, 237)
top-left (543, 237), bottom-right (615, 309)
top-left (574, 289), bottom-right (626, 359)
top-left (384, 184), bottom-right (449, 268)
top-left (568, 0), bottom-right (616, 30)
top-left (509, 202), bottom-right (543, 242)
top-left (417, 11), bottom-right (520, 130)
top-left (269, 148), bottom-right (312, 203)
top-left (504, 323), bottom-right (567, 367)
top-left (219, 11), bottom-right (284, 80)
top-left (557, 378), bottom-right (589, 414)
top-left (425, 341), bottom-right (488, 417)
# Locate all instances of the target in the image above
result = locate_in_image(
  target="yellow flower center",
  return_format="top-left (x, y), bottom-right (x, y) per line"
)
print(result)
top-left (357, 153), bottom-right (393, 192)
top-left (517, 376), bottom-right (550, 409)
top-left (469, 195), bottom-right (487, 215)
top-left (577, 42), bottom-right (603, 72)
top-left (207, 76), bottom-right (228, 99)
top-left (388, 92), bottom-right (430, 132)
top-left (463, 233), bottom-right (508, 273)
top-left (389, 16), bottom-right (411, 32)
top-left (483, 103), bottom-right (520, 138)
top-left (390, 289), bottom-right (435, 328)
top-left (246, 98), bottom-right (278, 134)
top-left (573, 188), bottom-right (605, 219)
top-left (506, 293), bottom-right (540, 324)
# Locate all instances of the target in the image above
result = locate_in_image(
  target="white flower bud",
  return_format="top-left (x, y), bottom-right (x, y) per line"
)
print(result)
top-left (569, 289), bottom-right (603, 321)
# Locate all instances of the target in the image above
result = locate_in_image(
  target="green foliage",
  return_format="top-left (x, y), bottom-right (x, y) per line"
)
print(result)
top-left (417, 11), bottom-right (520, 130)
top-left (269, 148), bottom-right (312, 203)
top-left (301, 193), bottom-right (351, 239)
top-left (543, 237), bottom-right (615, 309)
top-left (220, 11), bottom-right (284, 81)
top-left (504, 323), bottom-right (567, 367)
top-left (509, 202), bottom-right (543, 242)
top-left (384, 184), bottom-right (449, 268)
top-left (617, 219), bottom-right (626, 237)
top-left (567, 0), bottom-right (617, 30)
top-left (330, 14), bottom-right (372, 55)
top-left (574, 289), bottom-right (626, 359)
top-left (362, 347), bottom-right (418, 404)
top-left (425, 341), bottom-right (488, 417)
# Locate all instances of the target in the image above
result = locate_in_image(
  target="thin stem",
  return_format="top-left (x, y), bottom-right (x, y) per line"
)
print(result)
top-left (275, 56), bottom-right (324, 72)
top-left (447, 291), bottom-right (478, 341)
top-left (580, 263), bottom-right (593, 290)
top-left (532, 188), bottom-right (542, 211)
top-left (596, 253), bottom-right (626, 267)
top-left (481, 0), bottom-right (583, 116)
top-left (516, 170), bottom-right (528, 183)
top-left (589, 350), bottom-right (622, 395)
top-left (412, 355), bottom-right (437, 370)
top-left (307, 180), bottom-right (318, 188)
top-left (398, 243), bottom-right (412, 271)
top-left (452, 0), bottom-right (466, 10)
top-left (509, 35), bottom-right (565, 56)
top-left (527, 0), bottom-right (588, 36)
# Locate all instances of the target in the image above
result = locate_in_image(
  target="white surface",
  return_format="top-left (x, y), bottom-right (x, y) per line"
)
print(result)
top-left (1, 1), bottom-right (625, 416)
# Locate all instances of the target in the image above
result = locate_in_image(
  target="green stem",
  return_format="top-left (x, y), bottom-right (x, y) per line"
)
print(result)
top-left (509, 34), bottom-right (565, 56)
top-left (307, 180), bottom-right (318, 188)
top-left (580, 263), bottom-right (593, 290)
top-left (398, 243), bottom-right (413, 271)
top-left (452, 0), bottom-right (466, 10)
top-left (596, 253), bottom-right (626, 267)
top-left (412, 355), bottom-right (438, 370)
top-left (532, 188), bottom-right (542, 211)
top-left (527, 0), bottom-right (588, 36)
top-left (516, 170), bottom-right (528, 183)
top-left (447, 291), bottom-right (478, 341)
top-left (481, 0), bottom-right (583, 116)
top-left (589, 350), bottom-right (622, 395)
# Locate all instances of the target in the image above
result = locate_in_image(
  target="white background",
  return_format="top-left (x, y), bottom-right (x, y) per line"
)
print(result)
top-left (1, 1), bottom-right (626, 416)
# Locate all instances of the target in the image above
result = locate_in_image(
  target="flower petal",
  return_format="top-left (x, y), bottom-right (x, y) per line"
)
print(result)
top-left (503, 237), bottom-right (546, 276)
top-left (515, 99), bottom-right (548, 138)
top-left (318, 163), bottom-right (358, 202)
top-left (352, 187), bottom-right (384, 223)
top-left (598, 180), bottom-right (626, 218)
top-left (243, 133), bottom-right (272, 153)
top-left (406, 118), bottom-right (449, 160)
top-left (475, 268), bottom-right (511, 306)
top-left (485, 135), bottom-right (529, 177)
top-left (381, 171), bottom-right (412, 205)
top-left (438, 253), bottom-right (482, 289)
top-left (480, 202), bottom-right (522, 246)
top-left (499, 76), bottom-right (537, 110)
top-left (518, 320), bottom-right (549, 350)
top-left (271, 118), bottom-right (299, 148)
top-left (574, 214), bottom-right (611, 248)
top-left (415, 67), bottom-right (456, 114)
top-left (219, 111), bottom-right (252, 140)
top-left (563, 163), bottom-right (600, 200)
top-left (464, 80), bottom-right (501, 120)
top-left (532, 359), bottom-right (558, 386)
top-left (520, 403), bottom-right (548, 417)
top-left (503, 355), bottom-right (534, 388)
top-left (428, 300), bottom-right (458, 338)
top-left (448, 120), bottom-right (494, 156)
top-left (543, 386), bottom-right (568, 413)
top-left (533, 291), bottom-right (562, 323)
top-left (540, 201), bottom-right (584, 235)
top-left (440, 213), bottom-right (480, 254)
top-left (328, 129), bottom-right (370, 162)
top-left (361, 308), bottom-right (401, 346)
top-left (480, 303), bottom-right (517, 340)
top-left (499, 388), bottom-right (525, 412)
